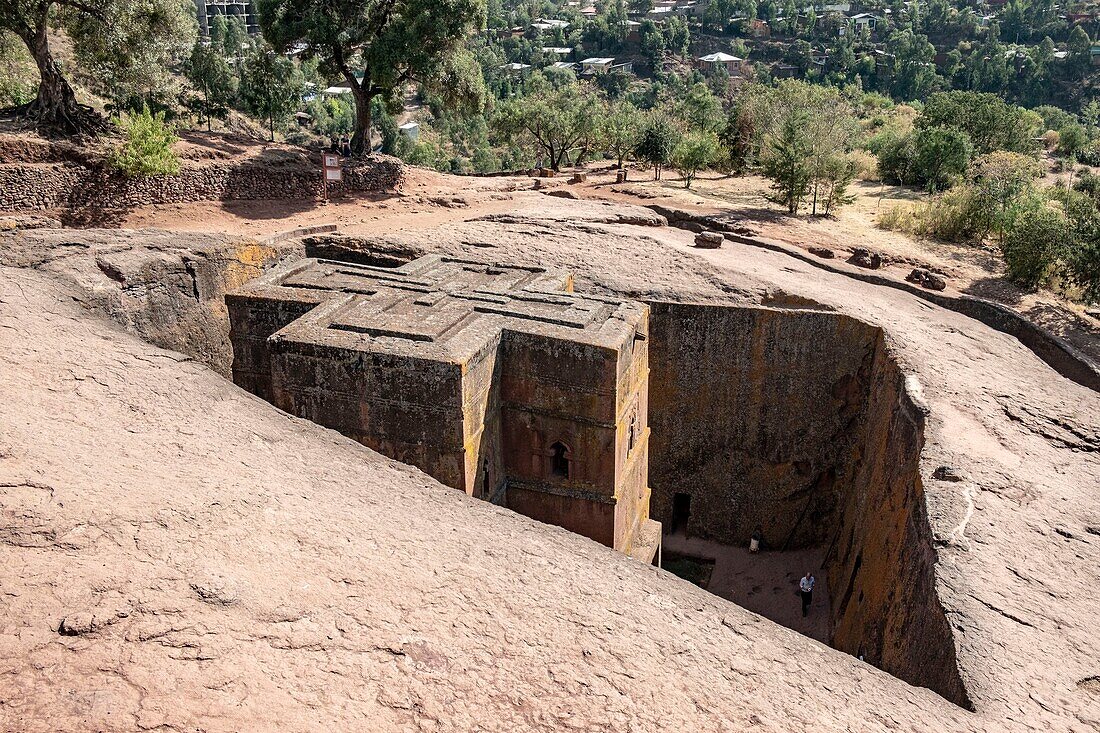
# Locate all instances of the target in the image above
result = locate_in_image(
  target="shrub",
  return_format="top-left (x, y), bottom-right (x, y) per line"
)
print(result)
top-left (1058, 124), bottom-right (1089, 157)
top-left (1077, 141), bottom-right (1100, 167)
top-left (634, 112), bottom-right (681, 180)
top-left (872, 128), bottom-right (916, 184)
top-left (108, 105), bottom-right (180, 177)
top-left (877, 186), bottom-right (986, 242)
top-left (848, 149), bottom-right (880, 182)
top-left (1001, 204), bottom-right (1073, 288)
top-left (1068, 237), bottom-right (1100, 304)
top-left (877, 204), bottom-right (921, 233)
top-left (912, 126), bottom-right (972, 194)
top-left (1074, 171), bottom-right (1100, 202)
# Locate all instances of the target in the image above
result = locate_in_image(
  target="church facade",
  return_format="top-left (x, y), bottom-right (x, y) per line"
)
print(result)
top-left (227, 255), bottom-right (659, 561)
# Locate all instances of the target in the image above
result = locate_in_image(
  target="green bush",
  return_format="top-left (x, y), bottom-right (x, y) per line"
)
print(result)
top-left (877, 185), bottom-right (987, 242)
top-left (1068, 238), bottom-right (1100, 304)
top-left (109, 105), bottom-right (180, 177)
top-left (1001, 205), bottom-right (1073, 288)
top-left (1077, 141), bottom-right (1100, 167)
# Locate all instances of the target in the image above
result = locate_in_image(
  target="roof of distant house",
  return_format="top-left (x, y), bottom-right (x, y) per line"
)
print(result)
top-left (580, 57), bottom-right (615, 64)
top-left (698, 52), bottom-right (743, 62)
top-left (532, 17), bottom-right (570, 29)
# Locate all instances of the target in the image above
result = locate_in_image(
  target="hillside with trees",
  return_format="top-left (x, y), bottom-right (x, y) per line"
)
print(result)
top-left (0, 0), bottom-right (1098, 305)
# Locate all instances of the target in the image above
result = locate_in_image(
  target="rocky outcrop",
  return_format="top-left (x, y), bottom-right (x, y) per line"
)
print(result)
top-left (907, 267), bottom-right (948, 291)
top-left (0, 227), bottom-right (308, 376)
top-left (694, 231), bottom-right (724, 248)
top-left (0, 266), bottom-right (986, 733)
top-left (2, 193), bottom-right (1098, 731)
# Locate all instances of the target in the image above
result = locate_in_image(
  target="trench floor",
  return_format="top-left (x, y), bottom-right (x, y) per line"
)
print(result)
top-left (661, 533), bottom-right (831, 644)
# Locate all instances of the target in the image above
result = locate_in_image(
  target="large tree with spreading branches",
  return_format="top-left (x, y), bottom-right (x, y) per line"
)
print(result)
top-left (0, 0), bottom-right (194, 133)
top-left (258, 0), bottom-right (485, 155)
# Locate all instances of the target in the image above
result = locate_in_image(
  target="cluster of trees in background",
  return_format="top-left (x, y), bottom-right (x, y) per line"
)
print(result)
top-left (0, 0), bottom-right (1098, 302)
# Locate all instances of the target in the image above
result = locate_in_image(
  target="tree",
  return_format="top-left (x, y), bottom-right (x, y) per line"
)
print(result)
top-left (184, 42), bottom-right (234, 131)
top-left (222, 15), bottom-right (251, 62)
top-left (1001, 204), bottom-right (1072, 288)
top-left (494, 75), bottom-right (601, 170)
top-left (912, 126), bottom-right (972, 193)
top-left (917, 91), bottom-right (1033, 154)
top-left (259, 0), bottom-right (485, 155)
top-left (664, 17), bottom-right (691, 56)
top-left (1058, 124), bottom-right (1088, 158)
top-left (239, 46), bottom-right (303, 141)
top-left (672, 130), bottom-right (720, 188)
top-left (0, 0), bottom-right (195, 132)
top-left (601, 101), bottom-right (642, 168)
top-left (635, 112), bottom-right (680, 180)
top-left (69, 0), bottom-right (195, 112)
top-left (0, 30), bottom-right (36, 106)
top-left (761, 111), bottom-right (812, 214)
top-left (726, 80), bottom-right (858, 173)
top-left (813, 154), bottom-right (856, 215)
top-left (970, 151), bottom-right (1043, 237)
top-left (1069, 238), bottom-right (1100, 304)
top-left (884, 29), bottom-right (943, 100)
top-left (676, 82), bottom-right (724, 133)
top-left (1068, 26), bottom-right (1091, 71)
top-left (639, 19), bottom-right (666, 65)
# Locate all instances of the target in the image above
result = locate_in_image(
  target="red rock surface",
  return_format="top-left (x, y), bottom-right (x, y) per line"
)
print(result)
top-left (1, 192), bottom-right (1099, 731)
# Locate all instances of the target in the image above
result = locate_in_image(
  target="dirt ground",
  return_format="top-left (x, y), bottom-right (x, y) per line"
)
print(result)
top-left (662, 533), bottom-right (831, 644)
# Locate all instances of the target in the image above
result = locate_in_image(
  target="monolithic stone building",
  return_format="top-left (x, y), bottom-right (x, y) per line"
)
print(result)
top-left (227, 256), bottom-right (659, 561)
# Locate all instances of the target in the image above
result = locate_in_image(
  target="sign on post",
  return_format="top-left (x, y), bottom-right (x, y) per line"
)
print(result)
top-left (321, 153), bottom-right (343, 203)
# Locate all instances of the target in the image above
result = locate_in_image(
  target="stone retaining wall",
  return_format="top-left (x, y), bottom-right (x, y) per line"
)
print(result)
top-left (0, 154), bottom-right (403, 223)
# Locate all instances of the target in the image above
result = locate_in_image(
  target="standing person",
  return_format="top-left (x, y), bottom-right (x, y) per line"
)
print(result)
top-left (340, 136), bottom-right (352, 157)
top-left (800, 571), bottom-right (815, 617)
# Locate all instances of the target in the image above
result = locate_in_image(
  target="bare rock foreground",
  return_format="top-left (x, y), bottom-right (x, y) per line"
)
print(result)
top-left (1, 191), bottom-right (1099, 732)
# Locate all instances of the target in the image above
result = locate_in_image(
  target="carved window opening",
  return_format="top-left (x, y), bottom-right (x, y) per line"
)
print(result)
top-left (550, 441), bottom-right (571, 479)
top-left (628, 414), bottom-right (637, 452)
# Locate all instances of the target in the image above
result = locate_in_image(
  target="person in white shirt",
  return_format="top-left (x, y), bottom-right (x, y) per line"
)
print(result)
top-left (800, 572), bottom-right (816, 617)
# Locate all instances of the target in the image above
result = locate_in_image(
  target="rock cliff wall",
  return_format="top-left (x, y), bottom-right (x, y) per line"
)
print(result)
top-left (647, 300), bottom-right (969, 706)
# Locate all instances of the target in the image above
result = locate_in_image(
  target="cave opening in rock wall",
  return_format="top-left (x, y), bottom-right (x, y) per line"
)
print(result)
top-left (646, 301), bottom-right (972, 710)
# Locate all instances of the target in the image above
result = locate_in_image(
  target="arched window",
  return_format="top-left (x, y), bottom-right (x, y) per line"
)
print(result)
top-left (628, 415), bottom-right (637, 452)
top-left (549, 441), bottom-right (570, 479)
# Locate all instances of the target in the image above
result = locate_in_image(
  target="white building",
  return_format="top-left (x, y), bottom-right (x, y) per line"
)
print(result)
top-left (696, 52), bottom-right (744, 73)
